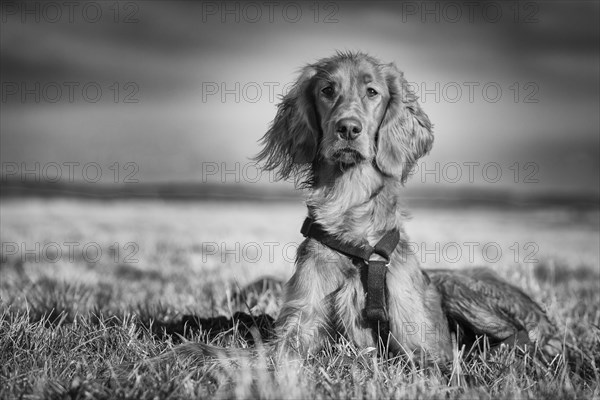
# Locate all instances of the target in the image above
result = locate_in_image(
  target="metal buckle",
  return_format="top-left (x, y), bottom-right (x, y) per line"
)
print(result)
top-left (368, 253), bottom-right (390, 267)
top-left (370, 248), bottom-right (391, 266)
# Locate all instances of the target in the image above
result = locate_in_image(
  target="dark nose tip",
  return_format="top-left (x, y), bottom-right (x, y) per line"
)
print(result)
top-left (336, 118), bottom-right (363, 140)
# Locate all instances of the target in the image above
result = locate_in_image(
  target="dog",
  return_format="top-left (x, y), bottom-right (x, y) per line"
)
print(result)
top-left (174, 52), bottom-right (559, 366)
top-left (257, 51), bottom-right (453, 362)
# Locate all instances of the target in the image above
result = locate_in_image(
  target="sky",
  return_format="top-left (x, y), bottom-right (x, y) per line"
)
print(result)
top-left (1, 1), bottom-right (599, 197)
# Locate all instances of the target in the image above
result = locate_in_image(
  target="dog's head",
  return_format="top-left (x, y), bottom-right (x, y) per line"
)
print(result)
top-left (255, 52), bottom-right (433, 185)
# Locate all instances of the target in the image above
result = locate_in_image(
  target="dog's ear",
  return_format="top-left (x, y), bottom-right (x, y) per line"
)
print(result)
top-left (254, 66), bottom-right (319, 181)
top-left (375, 63), bottom-right (433, 183)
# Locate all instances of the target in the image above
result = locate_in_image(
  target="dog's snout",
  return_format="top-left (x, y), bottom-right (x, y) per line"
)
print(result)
top-left (336, 118), bottom-right (363, 140)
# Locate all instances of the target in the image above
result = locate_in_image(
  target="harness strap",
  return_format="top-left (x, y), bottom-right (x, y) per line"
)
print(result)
top-left (300, 217), bottom-right (372, 260)
top-left (300, 217), bottom-right (399, 263)
top-left (364, 260), bottom-right (388, 322)
top-left (300, 216), bottom-right (400, 354)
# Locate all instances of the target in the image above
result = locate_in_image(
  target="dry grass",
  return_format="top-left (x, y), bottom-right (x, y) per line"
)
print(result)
top-left (1, 198), bottom-right (599, 399)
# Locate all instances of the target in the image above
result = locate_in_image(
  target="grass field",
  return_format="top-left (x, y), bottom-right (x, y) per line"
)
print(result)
top-left (1, 198), bottom-right (599, 399)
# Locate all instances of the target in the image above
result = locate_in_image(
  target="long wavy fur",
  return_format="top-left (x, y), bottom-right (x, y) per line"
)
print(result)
top-left (138, 52), bottom-right (559, 372)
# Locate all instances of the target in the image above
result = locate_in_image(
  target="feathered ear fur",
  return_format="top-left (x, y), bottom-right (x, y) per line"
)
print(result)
top-left (254, 66), bottom-right (319, 183)
top-left (375, 63), bottom-right (434, 183)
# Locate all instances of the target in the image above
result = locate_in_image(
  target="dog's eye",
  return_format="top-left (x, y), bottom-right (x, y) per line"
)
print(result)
top-left (367, 88), bottom-right (378, 97)
top-left (321, 86), bottom-right (334, 97)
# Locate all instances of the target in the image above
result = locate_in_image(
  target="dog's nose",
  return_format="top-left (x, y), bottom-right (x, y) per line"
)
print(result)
top-left (336, 118), bottom-right (362, 140)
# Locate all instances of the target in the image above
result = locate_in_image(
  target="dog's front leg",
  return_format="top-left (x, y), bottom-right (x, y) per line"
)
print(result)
top-left (386, 253), bottom-right (453, 363)
top-left (274, 240), bottom-right (347, 359)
